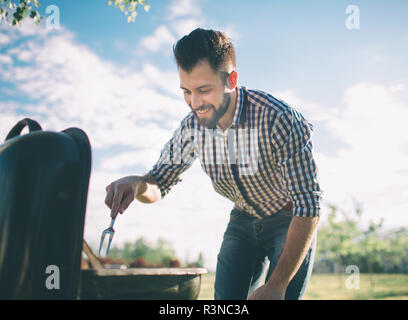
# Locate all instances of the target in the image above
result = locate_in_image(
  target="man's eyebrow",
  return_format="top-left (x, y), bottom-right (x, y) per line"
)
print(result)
top-left (180, 84), bottom-right (212, 90)
top-left (197, 84), bottom-right (212, 89)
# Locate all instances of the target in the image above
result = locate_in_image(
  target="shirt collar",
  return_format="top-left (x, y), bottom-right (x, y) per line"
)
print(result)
top-left (218, 86), bottom-right (246, 130)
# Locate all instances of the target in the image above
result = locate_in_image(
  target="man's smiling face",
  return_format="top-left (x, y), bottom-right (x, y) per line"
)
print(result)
top-left (179, 59), bottom-right (231, 129)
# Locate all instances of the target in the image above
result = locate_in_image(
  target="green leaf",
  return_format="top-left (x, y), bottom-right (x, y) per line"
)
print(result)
top-left (107, 0), bottom-right (151, 22)
top-left (21, 6), bottom-right (28, 17)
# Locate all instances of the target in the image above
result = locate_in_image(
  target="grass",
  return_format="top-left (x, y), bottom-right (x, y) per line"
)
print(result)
top-left (197, 273), bottom-right (408, 300)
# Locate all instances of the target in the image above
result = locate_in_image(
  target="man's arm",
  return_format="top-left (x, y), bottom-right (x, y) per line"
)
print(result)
top-left (249, 216), bottom-right (319, 300)
top-left (250, 107), bottom-right (322, 299)
top-left (105, 174), bottom-right (162, 218)
top-left (105, 114), bottom-right (197, 217)
top-left (146, 114), bottom-right (197, 199)
top-left (269, 216), bottom-right (319, 288)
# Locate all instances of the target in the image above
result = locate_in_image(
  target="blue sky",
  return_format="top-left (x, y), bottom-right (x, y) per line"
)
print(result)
top-left (32, 0), bottom-right (408, 103)
top-left (1, 0), bottom-right (408, 270)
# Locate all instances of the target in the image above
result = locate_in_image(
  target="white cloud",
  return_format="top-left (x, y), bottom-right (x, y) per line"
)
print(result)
top-left (276, 83), bottom-right (408, 230)
top-left (0, 32), bottom-right (10, 45)
top-left (100, 146), bottom-right (168, 172)
top-left (216, 23), bottom-right (240, 42)
top-left (332, 83), bottom-right (408, 173)
top-left (167, 0), bottom-right (202, 19)
top-left (142, 62), bottom-right (182, 97)
top-left (171, 18), bottom-right (205, 37)
top-left (1, 26), bottom-right (188, 150)
top-left (370, 54), bottom-right (384, 64)
top-left (136, 0), bottom-right (240, 60)
top-left (274, 89), bottom-right (338, 122)
top-left (0, 104), bottom-right (21, 140)
top-left (17, 18), bottom-right (54, 37)
top-left (0, 17), bottom-right (53, 43)
top-left (389, 83), bottom-right (406, 93)
top-left (139, 25), bottom-right (176, 53)
top-left (0, 54), bottom-right (12, 64)
top-left (6, 39), bottom-right (38, 62)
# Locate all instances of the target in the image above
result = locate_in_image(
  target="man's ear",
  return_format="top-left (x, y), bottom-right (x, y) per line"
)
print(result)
top-left (228, 71), bottom-right (238, 90)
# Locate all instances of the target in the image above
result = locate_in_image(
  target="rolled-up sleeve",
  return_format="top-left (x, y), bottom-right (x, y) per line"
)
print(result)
top-left (148, 115), bottom-right (197, 199)
top-left (271, 108), bottom-right (323, 217)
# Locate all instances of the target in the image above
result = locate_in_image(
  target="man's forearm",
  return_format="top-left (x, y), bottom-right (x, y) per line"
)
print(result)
top-left (266, 215), bottom-right (319, 290)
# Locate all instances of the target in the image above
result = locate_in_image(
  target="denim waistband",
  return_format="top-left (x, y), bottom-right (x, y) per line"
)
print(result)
top-left (230, 207), bottom-right (293, 219)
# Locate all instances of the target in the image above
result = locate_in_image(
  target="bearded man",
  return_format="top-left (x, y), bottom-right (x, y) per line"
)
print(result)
top-left (105, 28), bottom-right (322, 300)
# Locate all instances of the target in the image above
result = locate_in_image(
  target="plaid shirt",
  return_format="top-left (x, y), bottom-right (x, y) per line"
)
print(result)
top-left (148, 86), bottom-right (322, 218)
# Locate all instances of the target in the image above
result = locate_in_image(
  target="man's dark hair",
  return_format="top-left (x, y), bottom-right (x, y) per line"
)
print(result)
top-left (173, 28), bottom-right (236, 74)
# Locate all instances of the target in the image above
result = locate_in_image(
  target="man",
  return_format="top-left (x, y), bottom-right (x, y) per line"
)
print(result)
top-left (105, 28), bottom-right (322, 300)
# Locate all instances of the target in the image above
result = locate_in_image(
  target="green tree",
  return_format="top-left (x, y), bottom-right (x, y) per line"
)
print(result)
top-left (107, 0), bottom-right (150, 23)
top-left (0, 0), bottom-right (150, 26)
top-left (385, 228), bottom-right (408, 273)
top-left (316, 203), bottom-right (362, 274)
top-left (0, 0), bottom-right (41, 25)
top-left (197, 252), bottom-right (204, 267)
top-left (186, 252), bottom-right (205, 268)
top-left (315, 202), bottom-right (408, 279)
top-left (108, 237), bottom-right (178, 267)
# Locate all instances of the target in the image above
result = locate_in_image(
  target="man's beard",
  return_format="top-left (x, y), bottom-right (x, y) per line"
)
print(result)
top-left (193, 93), bottom-right (231, 130)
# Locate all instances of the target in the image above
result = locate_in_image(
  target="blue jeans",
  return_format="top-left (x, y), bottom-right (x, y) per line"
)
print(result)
top-left (214, 208), bottom-right (316, 300)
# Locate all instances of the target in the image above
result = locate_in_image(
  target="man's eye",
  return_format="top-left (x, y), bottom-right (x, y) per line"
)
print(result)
top-left (200, 90), bottom-right (210, 94)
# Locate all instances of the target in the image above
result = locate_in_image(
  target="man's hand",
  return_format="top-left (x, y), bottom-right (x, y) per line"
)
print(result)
top-left (261, 216), bottom-right (319, 299)
top-left (248, 283), bottom-right (285, 300)
top-left (105, 175), bottom-right (146, 218)
top-left (248, 216), bottom-right (319, 300)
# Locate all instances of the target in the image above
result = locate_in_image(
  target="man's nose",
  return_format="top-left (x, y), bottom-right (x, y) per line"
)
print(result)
top-left (191, 93), bottom-right (204, 110)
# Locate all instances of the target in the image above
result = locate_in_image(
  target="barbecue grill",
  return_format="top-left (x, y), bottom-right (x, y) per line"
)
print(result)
top-left (0, 119), bottom-right (207, 300)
